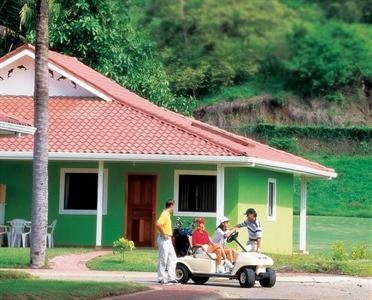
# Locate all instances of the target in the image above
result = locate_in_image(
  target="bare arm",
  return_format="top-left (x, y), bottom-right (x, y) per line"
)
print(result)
top-left (256, 238), bottom-right (262, 252)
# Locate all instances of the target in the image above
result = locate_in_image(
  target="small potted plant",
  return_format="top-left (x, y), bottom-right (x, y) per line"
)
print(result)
top-left (113, 237), bottom-right (135, 261)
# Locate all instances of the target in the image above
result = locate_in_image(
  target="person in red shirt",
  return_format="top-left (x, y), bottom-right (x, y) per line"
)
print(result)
top-left (192, 218), bottom-right (233, 273)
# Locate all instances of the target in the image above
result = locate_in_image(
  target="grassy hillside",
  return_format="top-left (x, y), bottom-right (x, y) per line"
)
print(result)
top-left (293, 155), bottom-right (371, 218)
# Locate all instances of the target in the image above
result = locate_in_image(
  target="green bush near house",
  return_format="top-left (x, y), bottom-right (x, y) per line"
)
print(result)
top-left (269, 137), bottom-right (300, 154)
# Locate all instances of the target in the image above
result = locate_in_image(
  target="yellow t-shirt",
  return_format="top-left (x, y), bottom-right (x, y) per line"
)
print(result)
top-left (157, 210), bottom-right (172, 236)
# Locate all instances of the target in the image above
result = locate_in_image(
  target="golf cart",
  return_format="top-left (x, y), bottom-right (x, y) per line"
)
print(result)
top-left (175, 229), bottom-right (276, 288)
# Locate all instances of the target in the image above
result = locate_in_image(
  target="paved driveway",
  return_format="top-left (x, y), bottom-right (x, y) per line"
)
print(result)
top-left (199, 277), bottom-right (371, 299)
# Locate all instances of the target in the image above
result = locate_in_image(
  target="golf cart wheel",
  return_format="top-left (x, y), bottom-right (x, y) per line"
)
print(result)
top-left (238, 268), bottom-right (255, 288)
top-left (191, 276), bottom-right (209, 284)
top-left (176, 263), bottom-right (190, 284)
top-left (259, 268), bottom-right (276, 288)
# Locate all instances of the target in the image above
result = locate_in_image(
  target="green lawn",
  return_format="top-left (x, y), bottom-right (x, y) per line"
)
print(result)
top-left (87, 249), bottom-right (157, 272)
top-left (0, 270), bottom-right (148, 300)
top-left (293, 215), bottom-right (372, 255)
top-left (271, 253), bottom-right (371, 277)
top-left (88, 215), bottom-right (372, 276)
top-left (293, 155), bottom-right (372, 218)
top-left (0, 247), bottom-right (94, 268)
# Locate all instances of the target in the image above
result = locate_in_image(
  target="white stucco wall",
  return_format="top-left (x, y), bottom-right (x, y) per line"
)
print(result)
top-left (0, 56), bottom-right (95, 97)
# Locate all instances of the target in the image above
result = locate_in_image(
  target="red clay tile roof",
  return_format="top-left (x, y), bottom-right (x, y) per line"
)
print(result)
top-left (0, 45), bottom-right (335, 175)
top-left (0, 96), bottom-right (237, 155)
top-left (0, 111), bottom-right (32, 127)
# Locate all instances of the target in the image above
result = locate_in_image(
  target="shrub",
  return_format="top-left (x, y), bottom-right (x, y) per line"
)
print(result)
top-left (283, 22), bottom-right (372, 96)
top-left (113, 237), bottom-right (135, 261)
top-left (351, 244), bottom-right (369, 260)
top-left (324, 92), bottom-right (345, 104)
top-left (269, 137), bottom-right (300, 154)
top-left (332, 241), bottom-right (347, 261)
top-left (239, 124), bottom-right (371, 143)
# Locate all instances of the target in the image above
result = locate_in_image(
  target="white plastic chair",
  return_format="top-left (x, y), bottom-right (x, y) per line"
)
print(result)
top-left (46, 220), bottom-right (57, 248)
top-left (8, 219), bottom-right (31, 248)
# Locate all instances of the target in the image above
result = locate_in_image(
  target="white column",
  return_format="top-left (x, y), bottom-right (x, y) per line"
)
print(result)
top-left (216, 164), bottom-right (225, 227)
top-left (299, 177), bottom-right (308, 253)
top-left (96, 160), bottom-right (104, 247)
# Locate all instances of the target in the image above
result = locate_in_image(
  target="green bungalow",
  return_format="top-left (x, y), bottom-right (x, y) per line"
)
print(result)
top-left (0, 45), bottom-right (336, 254)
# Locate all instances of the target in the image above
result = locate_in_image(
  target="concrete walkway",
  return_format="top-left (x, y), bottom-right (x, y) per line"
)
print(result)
top-left (16, 250), bottom-right (368, 285)
top-left (2, 250), bottom-right (371, 299)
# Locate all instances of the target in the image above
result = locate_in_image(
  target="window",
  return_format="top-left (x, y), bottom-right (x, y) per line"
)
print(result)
top-left (59, 168), bottom-right (108, 215)
top-left (267, 178), bottom-right (276, 221)
top-left (174, 170), bottom-right (217, 217)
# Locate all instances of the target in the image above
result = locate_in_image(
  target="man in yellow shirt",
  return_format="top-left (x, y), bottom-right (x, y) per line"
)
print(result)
top-left (156, 199), bottom-right (178, 284)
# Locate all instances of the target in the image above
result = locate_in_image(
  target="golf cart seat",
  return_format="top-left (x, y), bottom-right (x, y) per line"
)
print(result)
top-left (194, 251), bottom-right (217, 259)
top-left (188, 236), bottom-right (217, 260)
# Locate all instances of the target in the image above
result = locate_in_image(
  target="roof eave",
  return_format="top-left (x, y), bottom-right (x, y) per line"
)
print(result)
top-left (0, 122), bottom-right (36, 136)
top-left (0, 151), bottom-right (337, 179)
top-left (247, 157), bottom-right (337, 179)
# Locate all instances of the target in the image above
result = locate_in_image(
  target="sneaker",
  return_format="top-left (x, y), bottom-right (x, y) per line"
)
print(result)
top-left (160, 280), bottom-right (169, 285)
top-left (168, 280), bottom-right (180, 285)
top-left (217, 265), bottom-right (225, 274)
top-left (224, 259), bottom-right (234, 269)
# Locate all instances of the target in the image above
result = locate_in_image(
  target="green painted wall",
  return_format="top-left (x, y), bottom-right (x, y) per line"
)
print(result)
top-left (0, 161), bottom-right (293, 253)
top-left (224, 167), bottom-right (294, 254)
top-left (0, 160), bottom-right (216, 246)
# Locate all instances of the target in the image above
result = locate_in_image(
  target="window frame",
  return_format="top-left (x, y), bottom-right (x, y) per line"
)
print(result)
top-left (59, 168), bottom-right (108, 215)
top-left (267, 178), bottom-right (277, 221)
top-left (173, 170), bottom-right (217, 217)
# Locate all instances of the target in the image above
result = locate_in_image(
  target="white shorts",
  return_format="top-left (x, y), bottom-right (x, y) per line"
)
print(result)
top-left (245, 241), bottom-right (257, 252)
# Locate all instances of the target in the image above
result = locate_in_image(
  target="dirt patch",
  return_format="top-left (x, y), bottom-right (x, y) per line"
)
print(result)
top-left (193, 94), bottom-right (371, 128)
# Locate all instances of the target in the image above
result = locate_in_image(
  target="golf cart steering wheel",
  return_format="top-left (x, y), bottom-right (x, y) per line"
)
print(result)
top-left (226, 231), bottom-right (239, 243)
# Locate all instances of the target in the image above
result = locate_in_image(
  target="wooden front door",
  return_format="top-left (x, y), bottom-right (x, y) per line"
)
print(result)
top-left (126, 175), bottom-right (157, 247)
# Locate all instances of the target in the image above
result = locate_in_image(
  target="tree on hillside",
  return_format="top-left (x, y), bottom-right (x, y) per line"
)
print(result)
top-left (30, 0), bottom-right (49, 268)
top-left (143, 0), bottom-right (290, 97)
top-left (46, 0), bottom-right (175, 108)
top-left (282, 22), bottom-right (372, 96)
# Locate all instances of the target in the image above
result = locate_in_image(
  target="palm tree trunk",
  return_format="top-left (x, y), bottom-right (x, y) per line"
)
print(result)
top-left (30, 0), bottom-right (49, 268)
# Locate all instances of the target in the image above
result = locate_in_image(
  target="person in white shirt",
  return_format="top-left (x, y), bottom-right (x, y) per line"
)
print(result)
top-left (213, 216), bottom-right (237, 264)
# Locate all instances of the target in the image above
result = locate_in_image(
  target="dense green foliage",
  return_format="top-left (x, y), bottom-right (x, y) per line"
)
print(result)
top-left (293, 155), bottom-right (372, 218)
top-left (47, 0), bottom-right (176, 110)
top-left (312, 0), bottom-right (372, 23)
top-left (282, 22), bottom-right (372, 95)
top-left (143, 0), bottom-right (291, 97)
top-left (0, 0), bottom-right (197, 114)
top-left (239, 124), bottom-right (372, 142)
top-left (1, 0), bottom-right (371, 108)
top-left (143, 0), bottom-right (372, 100)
